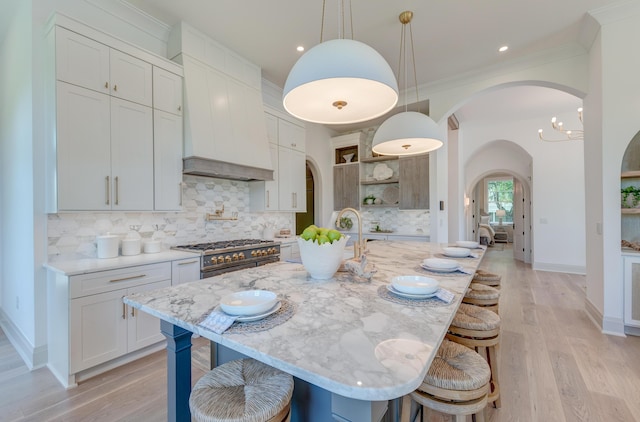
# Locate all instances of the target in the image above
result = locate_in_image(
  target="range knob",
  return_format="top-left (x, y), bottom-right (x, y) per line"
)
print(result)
top-left (232, 253), bottom-right (239, 261)
top-left (217, 256), bottom-right (225, 264)
top-left (225, 255), bottom-right (232, 263)
top-left (238, 252), bottom-right (245, 260)
top-left (251, 250), bottom-right (257, 257)
top-left (261, 250), bottom-right (268, 256)
top-left (268, 248), bottom-right (276, 254)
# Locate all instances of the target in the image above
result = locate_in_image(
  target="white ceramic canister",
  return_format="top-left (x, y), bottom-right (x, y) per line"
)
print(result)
top-left (143, 239), bottom-right (162, 254)
top-left (96, 234), bottom-right (120, 259)
top-left (121, 231), bottom-right (141, 256)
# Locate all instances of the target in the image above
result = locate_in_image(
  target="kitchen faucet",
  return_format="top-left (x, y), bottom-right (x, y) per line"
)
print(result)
top-left (336, 208), bottom-right (365, 260)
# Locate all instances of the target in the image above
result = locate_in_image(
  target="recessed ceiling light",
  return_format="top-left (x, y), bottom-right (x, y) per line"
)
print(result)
top-left (498, 45), bottom-right (509, 53)
top-left (296, 46), bottom-right (304, 52)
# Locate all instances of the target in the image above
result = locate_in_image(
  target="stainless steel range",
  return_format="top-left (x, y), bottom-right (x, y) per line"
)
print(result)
top-left (172, 239), bottom-right (280, 278)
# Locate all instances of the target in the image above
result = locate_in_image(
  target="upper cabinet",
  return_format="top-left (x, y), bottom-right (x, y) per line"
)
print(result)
top-left (47, 19), bottom-right (184, 212)
top-left (399, 154), bottom-right (430, 210)
top-left (152, 66), bottom-right (183, 116)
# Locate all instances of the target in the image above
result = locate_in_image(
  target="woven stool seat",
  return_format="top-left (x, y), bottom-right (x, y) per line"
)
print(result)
top-left (473, 269), bottom-right (501, 287)
top-left (451, 303), bottom-right (500, 332)
top-left (190, 358), bottom-right (294, 422)
top-left (401, 340), bottom-right (490, 422)
top-left (463, 284), bottom-right (500, 314)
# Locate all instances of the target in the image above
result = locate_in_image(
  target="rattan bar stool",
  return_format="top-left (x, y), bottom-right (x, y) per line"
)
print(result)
top-left (446, 303), bottom-right (502, 408)
top-left (400, 339), bottom-right (491, 422)
top-left (463, 283), bottom-right (500, 314)
top-left (189, 358), bottom-right (294, 422)
top-left (473, 269), bottom-right (501, 288)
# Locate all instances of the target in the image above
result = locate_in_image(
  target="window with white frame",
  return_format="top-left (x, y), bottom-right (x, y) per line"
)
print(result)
top-left (485, 177), bottom-right (513, 225)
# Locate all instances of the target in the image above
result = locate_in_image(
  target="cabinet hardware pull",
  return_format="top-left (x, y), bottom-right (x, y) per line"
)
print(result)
top-left (122, 297), bottom-right (126, 319)
top-left (177, 105), bottom-right (182, 112)
top-left (131, 306), bottom-right (135, 317)
top-left (115, 176), bottom-right (119, 205)
top-left (266, 190), bottom-right (270, 208)
top-left (105, 82), bottom-right (109, 89)
top-left (105, 176), bottom-right (110, 205)
top-left (110, 274), bottom-right (146, 283)
top-left (113, 84), bottom-right (118, 92)
top-left (292, 192), bottom-right (295, 208)
top-left (179, 182), bottom-right (183, 206)
top-left (178, 260), bottom-right (198, 266)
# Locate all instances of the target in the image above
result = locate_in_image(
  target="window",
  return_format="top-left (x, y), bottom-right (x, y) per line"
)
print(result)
top-left (486, 177), bottom-right (513, 224)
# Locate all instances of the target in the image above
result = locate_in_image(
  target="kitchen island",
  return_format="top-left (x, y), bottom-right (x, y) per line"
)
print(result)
top-left (124, 241), bottom-right (485, 421)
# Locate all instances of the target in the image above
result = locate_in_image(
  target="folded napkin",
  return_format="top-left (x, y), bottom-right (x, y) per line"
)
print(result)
top-left (198, 309), bottom-right (238, 334)
top-left (434, 288), bottom-right (455, 304)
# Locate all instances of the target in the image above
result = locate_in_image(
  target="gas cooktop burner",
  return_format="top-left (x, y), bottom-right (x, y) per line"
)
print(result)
top-left (175, 239), bottom-right (276, 252)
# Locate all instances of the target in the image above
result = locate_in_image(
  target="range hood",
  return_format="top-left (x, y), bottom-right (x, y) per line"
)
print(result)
top-left (170, 22), bottom-right (274, 182)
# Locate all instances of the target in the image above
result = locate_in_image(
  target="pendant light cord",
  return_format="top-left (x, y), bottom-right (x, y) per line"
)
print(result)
top-left (320, 0), bottom-right (353, 43)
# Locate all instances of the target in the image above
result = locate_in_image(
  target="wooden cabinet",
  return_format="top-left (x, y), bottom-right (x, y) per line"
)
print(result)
top-left (153, 109), bottom-right (184, 211)
top-left (334, 163), bottom-right (360, 210)
top-left (399, 154), bottom-right (430, 210)
top-left (68, 263), bottom-right (171, 373)
top-left (152, 66), bottom-right (183, 116)
top-left (171, 257), bottom-right (201, 285)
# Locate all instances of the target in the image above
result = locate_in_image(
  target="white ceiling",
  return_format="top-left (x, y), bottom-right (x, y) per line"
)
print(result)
top-left (123, 0), bottom-right (612, 127)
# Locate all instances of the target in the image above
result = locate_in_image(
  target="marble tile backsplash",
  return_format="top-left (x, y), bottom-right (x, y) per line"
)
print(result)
top-left (47, 175), bottom-right (294, 261)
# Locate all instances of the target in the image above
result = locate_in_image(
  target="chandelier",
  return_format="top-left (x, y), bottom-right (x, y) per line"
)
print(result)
top-left (538, 107), bottom-right (583, 142)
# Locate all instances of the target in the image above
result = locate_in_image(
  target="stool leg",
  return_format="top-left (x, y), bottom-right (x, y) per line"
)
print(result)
top-left (400, 395), bottom-right (412, 422)
top-left (488, 344), bottom-right (501, 408)
top-left (475, 408), bottom-right (486, 422)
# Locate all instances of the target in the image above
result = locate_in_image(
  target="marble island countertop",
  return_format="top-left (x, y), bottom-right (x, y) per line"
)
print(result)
top-left (124, 241), bottom-right (485, 402)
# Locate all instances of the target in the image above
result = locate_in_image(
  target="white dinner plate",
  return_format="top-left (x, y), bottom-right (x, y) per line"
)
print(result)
top-left (420, 264), bottom-right (461, 273)
top-left (391, 275), bottom-right (439, 295)
top-left (235, 301), bottom-right (282, 322)
top-left (220, 290), bottom-right (278, 316)
top-left (442, 247), bottom-right (471, 258)
top-left (455, 240), bottom-right (480, 249)
top-left (422, 257), bottom-right (459, 270)
top-left (386, 284), bottom-right (437, 299)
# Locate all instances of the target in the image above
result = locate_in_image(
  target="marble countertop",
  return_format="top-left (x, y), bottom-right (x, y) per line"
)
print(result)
top-left (44, 250), bottom-right (201, 276)
top-left (124, 241), bottom-right (484, 401)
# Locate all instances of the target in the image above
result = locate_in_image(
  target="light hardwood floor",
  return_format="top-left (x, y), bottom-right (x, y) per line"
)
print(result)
top-left (2, 245), bottom-right (640, 421)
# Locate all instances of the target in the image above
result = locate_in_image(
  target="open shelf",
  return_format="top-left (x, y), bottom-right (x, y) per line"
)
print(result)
top-left (361, 178), bottom-right (399, 185)
top-left (360, 156), bottom-right (398, 163)
top-left (622, 171), bottom-right (640, 178)
top-left (622, 208), bottom-right (640, 214)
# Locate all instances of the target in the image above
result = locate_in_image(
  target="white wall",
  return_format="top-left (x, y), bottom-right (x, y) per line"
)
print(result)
top-left (461, 112), bottom-right (586, 273)
top-left (0, 0), bottom-right (39, 364)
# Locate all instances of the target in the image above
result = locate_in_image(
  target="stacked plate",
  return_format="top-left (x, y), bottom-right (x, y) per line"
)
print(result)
top-left (421, 258), bottom-right (461, 273)
top-left (387, 275), bottom-right (439, 299)
top-left (455, 240), bottom-right (480, 249)
top-left (220, 290), bottom-right (281, 322)
top-left (442, 247), bottom-right (472, 258)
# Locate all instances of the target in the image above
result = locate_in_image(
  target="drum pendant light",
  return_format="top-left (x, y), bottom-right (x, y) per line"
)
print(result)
top-left (283, 0), bottom-right (398, 125)
top-left (372, 11), bottom-right (443, 156)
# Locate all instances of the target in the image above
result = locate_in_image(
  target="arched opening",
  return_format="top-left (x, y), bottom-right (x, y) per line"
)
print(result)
top-left (295, 159), bottom-right (319, 234)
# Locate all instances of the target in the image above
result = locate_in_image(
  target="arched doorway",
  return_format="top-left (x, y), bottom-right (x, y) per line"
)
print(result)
top-left (295, 161), bottom-right (316, 234)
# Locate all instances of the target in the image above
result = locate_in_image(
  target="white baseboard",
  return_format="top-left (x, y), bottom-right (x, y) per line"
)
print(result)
top-left (624, 325), bottom-right (640, 336)
top-left (0, 309), bottom-right (48, 370)
top-left (602, 315), bottom-right (626, 337)
top-left (584, 298), bottom-right (603, 331)
top-left (532, 261), bottom-right (586, 275)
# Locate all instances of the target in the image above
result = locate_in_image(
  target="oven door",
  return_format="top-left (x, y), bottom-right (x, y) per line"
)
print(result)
top-left (201, 261), bottom-right (258, 279)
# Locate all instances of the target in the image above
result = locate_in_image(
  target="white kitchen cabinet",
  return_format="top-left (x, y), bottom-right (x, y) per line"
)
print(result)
top-left (171, 257), bottom-right (201, 285)
top-left (154, 109), bottom-right (184, 211)
top-left (278, 146), bottom-right (306, 212)
top-left (153, 66), bottom-right (183, 116)
top-left (624, 254), bottom-right (640, 330)
top-left (249, 143), bottom-right (280, 211)
top-left (66, 263), bottom-right (171, 375)
top-left (55, 27), bottom-right (152, 107)
top-left (56, 81), bottom-right (112, 210)
top-left (278, 118), bottom-right (306, 153)
top-left (110, 97), bottom-right (154, 210)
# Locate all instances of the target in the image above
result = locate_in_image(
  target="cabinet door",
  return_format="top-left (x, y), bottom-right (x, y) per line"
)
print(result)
top-left (70, 290), bottom-right (128, 373)
top-left (333, 164), bottom-right (360, 210)
top-left (109, 49), bottom-right (153, 107)
top-left (154, 110), bottom-right (184, 211)
top-left (399, 154), bottom-right (429, 209)
top-left (264, 143), bottom-right (280, 210)
top-left (127, 280), bottom-right (171, 352)
top-left (110, 97), bottom-right (154, 210)
top-left (171, 258), bottom-right (201, 285)
top-left (55, 27), bottom-right (110, 95)
top-left (56, 82), bottom-right (111, 211)
top-left (278, 119), bottom-right (305, 152)
top-left (279, 147), bottom-right (306, 212)
top-left (153, 66), bottom-right (183, 116)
